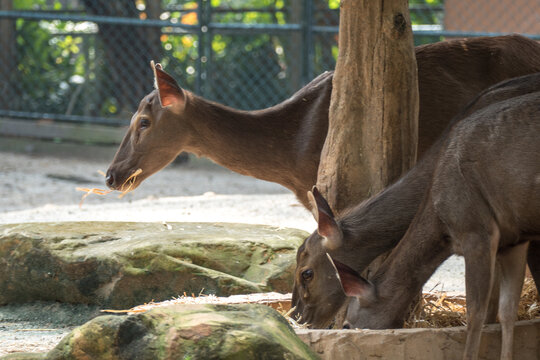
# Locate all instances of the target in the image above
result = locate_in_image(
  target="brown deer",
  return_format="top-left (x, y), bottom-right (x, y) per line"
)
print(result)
top-left (320, 72), bottom-right (540, 360)
top-left (291, 74), bottom-right (540, 328)
top-left (291, 37), bottom-right (540, 327)
top-left (106, 35), bottom-right (540, 210)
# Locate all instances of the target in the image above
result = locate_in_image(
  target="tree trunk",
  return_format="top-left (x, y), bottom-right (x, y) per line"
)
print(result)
top-left (316, 0), bottom-right (418, 213)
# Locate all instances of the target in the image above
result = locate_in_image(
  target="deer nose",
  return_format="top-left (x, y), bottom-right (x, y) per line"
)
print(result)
top-left (105, 170), bottom-right (116, 189)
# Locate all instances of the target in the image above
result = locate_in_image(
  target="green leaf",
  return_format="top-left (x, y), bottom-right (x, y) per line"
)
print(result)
top-left (328, 0), bottom-right (340, 10)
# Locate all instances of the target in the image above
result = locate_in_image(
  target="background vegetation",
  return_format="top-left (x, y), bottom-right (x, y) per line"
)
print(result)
top-left (1, 0), bottom-right (443, 121)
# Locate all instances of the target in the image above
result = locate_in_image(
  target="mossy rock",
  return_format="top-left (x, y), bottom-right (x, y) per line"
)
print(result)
top-left (0, 222), bottom-right (307, 308)
top-left (39, 304), bottom-right (318, 360)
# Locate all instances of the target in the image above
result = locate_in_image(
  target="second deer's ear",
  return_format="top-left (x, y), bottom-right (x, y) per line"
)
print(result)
top-left (311, 186), bottom-right (342, 250)
top-left (327, 254), bottom-right (376, 304)
top-left (151, 60), bottom-right (185, 107)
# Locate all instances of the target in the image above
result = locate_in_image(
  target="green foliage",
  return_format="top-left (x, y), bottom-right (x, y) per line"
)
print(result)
top-left (328, 0), bottom-right (339, 9)
top-left (8, 0), bottom-right (446, 117)
top-left (14, 20), bottom-right (85, 113)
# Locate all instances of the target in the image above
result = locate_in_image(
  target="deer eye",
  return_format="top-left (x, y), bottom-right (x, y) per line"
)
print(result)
top-left (139, 117), bottom-right (151, 129)
top-left (302, 269), bottom-right (314, 281)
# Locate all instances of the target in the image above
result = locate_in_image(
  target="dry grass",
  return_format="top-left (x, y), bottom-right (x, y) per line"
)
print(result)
top-left (76, 168), bottom-right (142, 206)
top-left (102, 292), bottom-right (308, 328)
top-left (102, 292), bottom-right (292, 314)
top-left (517, 277), bottom-right (540, 320)
top-left (405, 277), bottom-right (539, 328)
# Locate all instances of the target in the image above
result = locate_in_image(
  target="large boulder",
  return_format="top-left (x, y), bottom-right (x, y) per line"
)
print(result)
top-left (2, 304), bottom-right (319, 360)
top-left (0, 222), bottom-right (307, 308)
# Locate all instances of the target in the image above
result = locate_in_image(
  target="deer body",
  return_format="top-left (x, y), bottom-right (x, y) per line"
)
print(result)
top-left (332, 73), bottom-right (540, 360)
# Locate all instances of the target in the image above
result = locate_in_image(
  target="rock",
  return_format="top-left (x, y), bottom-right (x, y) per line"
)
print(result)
top-left (0, 222), bottom-right (307, 308)
top-left (297, 319), bottom-right (540, 360)
top-left (23, 304), bottom-right (319, 360)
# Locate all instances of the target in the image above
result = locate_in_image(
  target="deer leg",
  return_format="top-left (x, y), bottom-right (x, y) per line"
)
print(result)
top-left (527, 241), bottom-right (540, 298)
top-left (486, 264), bottom-right (500, 323)
top-left (462, 228), bottom-right (500, 360)
top-left (497, 241), bottom-right (528, 360)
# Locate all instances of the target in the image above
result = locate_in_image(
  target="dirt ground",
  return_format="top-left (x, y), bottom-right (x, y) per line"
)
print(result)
top-left (0, 151), bottom-right (314, 229)
top-left (0, 150), bottom-right (465, 355)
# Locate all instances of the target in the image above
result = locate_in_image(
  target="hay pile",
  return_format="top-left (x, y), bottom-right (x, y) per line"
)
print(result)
top-left (405, 277), bottom-right (539, 328)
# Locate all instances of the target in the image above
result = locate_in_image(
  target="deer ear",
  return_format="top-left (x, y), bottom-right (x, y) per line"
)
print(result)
top-left (151, 60), bottom-right (185, 108)
top-left (307, 189), bottom-right (319, 221)
top-left (327, 254), bottom-right (375, 303)
top-left (311, 186), bottom-right (342, 250)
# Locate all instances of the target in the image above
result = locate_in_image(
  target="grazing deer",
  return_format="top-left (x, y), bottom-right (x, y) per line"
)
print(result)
top-left (106, 35), bottom-right (540, 211)
top-left (291, 37), bottom-right (540, 328)
top-left (291, 71), bottom-right (540, 329)
top-left (322, 72), bottom-right (540, 360)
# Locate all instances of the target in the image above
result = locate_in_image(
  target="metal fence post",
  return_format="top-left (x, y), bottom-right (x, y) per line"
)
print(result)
top-left (196, 0), bottom-right (205, 96)
top-left (302, 0), bottom-right (314, 85)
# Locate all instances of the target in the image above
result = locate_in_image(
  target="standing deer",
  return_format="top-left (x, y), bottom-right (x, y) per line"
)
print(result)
top-left (323, 72), bottom-right (540, 360)
top-left (106, 35), bottom-right (540, 210)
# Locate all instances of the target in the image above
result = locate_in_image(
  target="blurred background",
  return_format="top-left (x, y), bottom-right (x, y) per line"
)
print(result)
top-left (0, 0), bottom-right (539, 156)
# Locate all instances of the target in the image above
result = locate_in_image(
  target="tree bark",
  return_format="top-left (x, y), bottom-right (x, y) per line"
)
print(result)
top-left (316, 0), bottom-right (418, 213)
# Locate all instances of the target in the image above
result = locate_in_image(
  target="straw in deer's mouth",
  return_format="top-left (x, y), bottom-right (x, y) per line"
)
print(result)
top-left (76, 168), bottom-right (143, 206)
top-left (117, 168), bottom-right (143, 198)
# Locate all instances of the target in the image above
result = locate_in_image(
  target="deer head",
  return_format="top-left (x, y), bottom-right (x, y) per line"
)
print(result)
top-left (291, 186), bottom-right (348, 328)
top-left (105, 61), bottom-right (189, 191)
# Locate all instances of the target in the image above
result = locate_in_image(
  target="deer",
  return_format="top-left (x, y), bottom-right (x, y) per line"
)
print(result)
top-left (291, 36), bottom-right (540, 328)
top-left (292, 71), bottom-right (540, 328)
top-left (316, 72), bottom-right (540, 360)
top-left (106, 35), bottom-right (540, 211)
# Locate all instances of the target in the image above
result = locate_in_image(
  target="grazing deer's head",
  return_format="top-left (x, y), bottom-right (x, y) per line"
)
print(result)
top-left (105, 61), bottom-right (189, 191)
top-left (291, 187), bottom-right (348, 328)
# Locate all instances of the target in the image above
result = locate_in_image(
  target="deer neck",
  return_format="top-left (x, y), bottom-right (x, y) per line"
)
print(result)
top-left (370, 202), bottom-right (453, 325)
top-left (332, 146), bottom-right (441, 272)
top-left (184, 95), bottom-right (298, 180)
top-left (180, 89), bottom-right (328, 201)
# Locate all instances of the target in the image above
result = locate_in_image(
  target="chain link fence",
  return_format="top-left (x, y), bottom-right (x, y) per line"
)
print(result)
top-left (0, 0), bottom-right (539, 134)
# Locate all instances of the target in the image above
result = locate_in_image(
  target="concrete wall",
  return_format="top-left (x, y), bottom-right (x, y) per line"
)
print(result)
top-left (297, 319), bottom-right (540, 360)
top-left (444, 0), bottom-right (540, 34)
